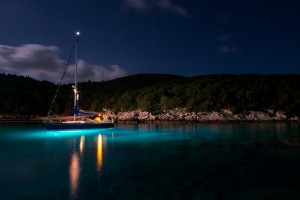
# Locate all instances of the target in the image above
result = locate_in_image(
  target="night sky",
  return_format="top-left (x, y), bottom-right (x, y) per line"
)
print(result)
top-left (0, 0), bottom-right (299, 82)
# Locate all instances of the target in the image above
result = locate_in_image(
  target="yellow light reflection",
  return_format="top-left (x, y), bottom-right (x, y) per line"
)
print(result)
top-left (80, 136), bottom-right (85, 154)
top-left (69, 152), bottom-right (80, 198)
top-left (97, 134), bottom-right (103, 171)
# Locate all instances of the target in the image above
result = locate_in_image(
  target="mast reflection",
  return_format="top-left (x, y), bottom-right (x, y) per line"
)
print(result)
top-left (80, 136), bottom-right (85, 154)
top-left (69, 133), bottom-right (105, 197)
top-left (69, 152), bottom-right (80, 198)
top-left (97, 134), bottom-right (103, 171)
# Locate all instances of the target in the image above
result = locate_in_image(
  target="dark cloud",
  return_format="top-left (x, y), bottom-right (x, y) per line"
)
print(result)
top-left (220, 14), bottom-right (230, 22)
top-left (124, 0), bottom-right (189, 18)
top-left (217, 45), bottom-right (239, 54)
top-left (66, 60), bottom-right (127, 83)
top-left (125, 0), bottom-right (150, 11)
top-left (0, 44), bottom-right (63, 70)
top-left (156, 0), bottom-right (189, 17)
top-left (217, 34), bottom-right (231, 41)
top-left (0, 44), bottom-right (127, 83)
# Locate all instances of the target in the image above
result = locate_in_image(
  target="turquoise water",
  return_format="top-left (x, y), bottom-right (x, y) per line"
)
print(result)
top-left (1, 122), bottom-right (300, 200)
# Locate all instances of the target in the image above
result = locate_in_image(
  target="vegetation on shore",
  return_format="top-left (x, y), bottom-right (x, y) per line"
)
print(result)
top-left (0, 73), bottom-right (299, 118)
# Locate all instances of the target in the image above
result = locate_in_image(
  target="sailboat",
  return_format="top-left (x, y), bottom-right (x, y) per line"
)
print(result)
top-left (44, 32), bottom-right (114, 130)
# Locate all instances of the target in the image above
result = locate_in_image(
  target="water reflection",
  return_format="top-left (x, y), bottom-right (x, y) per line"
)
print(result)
top-left (69, 135), bottom-right (86, 199)
top-left (68, 133), bottom-right (105, 198)
top-left (97, 134), bottom-right (104, 172)
top-left (80, 136), bottom-right (85, 154)
top-left (3, 123), bottom-right (300, 200)
top-left (69, 152), bottom-right (80, 198)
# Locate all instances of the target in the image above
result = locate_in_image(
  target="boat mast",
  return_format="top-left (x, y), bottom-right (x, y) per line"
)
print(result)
top-left (74, 31), bottom-right (80, 121)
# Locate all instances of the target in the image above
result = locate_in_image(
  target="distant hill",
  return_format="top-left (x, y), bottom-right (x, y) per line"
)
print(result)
top-left (0, 73), bottom-right (299, 117)
top-left (0, 73), bottom-right (55, 117)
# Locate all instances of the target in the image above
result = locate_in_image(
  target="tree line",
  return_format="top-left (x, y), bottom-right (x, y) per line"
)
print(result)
top-left (0, 73), bottom-right (299, 117)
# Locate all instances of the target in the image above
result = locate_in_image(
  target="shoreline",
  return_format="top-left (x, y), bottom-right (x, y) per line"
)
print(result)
top-left (1, 109), bottom-right (299, 124)
top-left (111, 109), bottom-right (300, 123)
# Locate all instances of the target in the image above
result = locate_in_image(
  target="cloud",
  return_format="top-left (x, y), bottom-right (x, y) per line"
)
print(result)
top-left (124, 0), bottom-right (189, 18)
top-left (156, 0), bottom-right (189, 17)
top-left (220, 14), bottom-right (230, 22)
top-left (217, 34), bottom-right (231, 41)
top-left (64, 61), bottom-right (127, 83)
top-left (217, 45), bottom-right (239, 54)
top-left (0, 44), bottom-right (127, 83)
top-left (125, 0), bottom-right (150, 11)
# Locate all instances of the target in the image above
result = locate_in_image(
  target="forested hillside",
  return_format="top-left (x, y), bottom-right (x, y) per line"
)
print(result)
top-left (0, 73), bottom-right (299, 117)
top-left (0, 74), bottom-right (55, 116)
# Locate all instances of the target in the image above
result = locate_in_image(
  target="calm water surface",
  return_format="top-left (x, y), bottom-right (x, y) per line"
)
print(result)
top-left (1, 122), bottom-right (300, 200)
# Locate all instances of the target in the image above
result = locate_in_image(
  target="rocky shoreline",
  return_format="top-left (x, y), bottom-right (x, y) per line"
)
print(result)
top-left (1, 109), bottom-right (299, 123)
top-left (111, 109), bottom-right (299, 123)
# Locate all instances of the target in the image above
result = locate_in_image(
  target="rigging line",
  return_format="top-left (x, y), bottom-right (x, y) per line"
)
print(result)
top-left (47, 45), bottom-right (76, 118)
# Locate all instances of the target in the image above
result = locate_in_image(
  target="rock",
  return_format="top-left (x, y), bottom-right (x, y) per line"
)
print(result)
top-left (98, 108), bottom-right (297, 123)
top-left (244, 111), bottom-right (273, 121)
top-left (117, 111), bottom-right (139, 121)
top-left (290, 116), bottom-right (299, 121)
top-left (275, 111), bottom-right (287, 120)
top-left (138, 111), bottom-right (151, 120)
top-left (222, 109), bottom-right (233, 116)
top-left (185, 112), bottom-right (197, 121)
top-left (149, 114), bottom-right (156, 121)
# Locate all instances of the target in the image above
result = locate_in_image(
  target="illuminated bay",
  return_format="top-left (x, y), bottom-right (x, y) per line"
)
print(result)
top-left (1, 122), bottom-right (300, 200)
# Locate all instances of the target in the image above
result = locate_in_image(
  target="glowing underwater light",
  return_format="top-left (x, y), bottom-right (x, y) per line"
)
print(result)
top-left (46, 128), bottom-right (114, 138)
